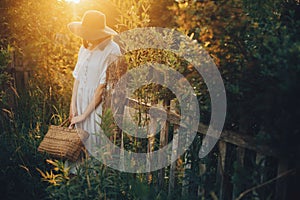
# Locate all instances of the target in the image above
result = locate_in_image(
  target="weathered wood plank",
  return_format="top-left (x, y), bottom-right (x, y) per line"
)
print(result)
top-left (168, 127), bottom-right (178, 197)
top-left (126, 98), bottom-right (278, 157)
top-left (232, 147), bottom-right (245, 200)
top-left (158, 100), bottom-right (170, 189)
top-left (216, 141), bottom-right (227, 200)
top-left (146, 118), bottom-right (157, 183)
top-left (9, 66), bottom-right (32, 72)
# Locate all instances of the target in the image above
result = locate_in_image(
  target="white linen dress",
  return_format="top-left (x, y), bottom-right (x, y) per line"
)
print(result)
top-left (73, 38), bottom-right (121, 156)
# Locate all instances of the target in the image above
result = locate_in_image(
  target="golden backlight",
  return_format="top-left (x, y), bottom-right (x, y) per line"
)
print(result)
top-left (65, 0), bottom-right (81, 3)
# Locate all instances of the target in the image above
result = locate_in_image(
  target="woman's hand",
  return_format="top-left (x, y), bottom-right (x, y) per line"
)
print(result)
top-left (69, 106), bottom-right (78, 121)
top-left (70, 114), bottom-right (86, 126)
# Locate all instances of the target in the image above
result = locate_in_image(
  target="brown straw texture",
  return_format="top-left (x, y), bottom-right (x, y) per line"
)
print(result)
top-left (38, 125), bottom-right (89, 162)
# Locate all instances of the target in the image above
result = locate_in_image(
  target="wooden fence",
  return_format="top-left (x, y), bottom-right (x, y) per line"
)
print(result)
top-left (130, 98), bottom-right (294, 199)
top-left (2, 52), bottom-right (31, 108)
top-left (103, 58), bottom-right (295, 200)
top-left (9, 53), bottom-right (295, 200)
top-left (8, 52), bottom-right (32, 90)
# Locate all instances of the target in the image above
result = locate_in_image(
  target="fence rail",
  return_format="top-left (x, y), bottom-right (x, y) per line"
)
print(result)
top-left (123, 97), bottom-right (292, 199)
top-left (102, 59), bottom-right (294, 200)
top-left (10, 54), bottom-right (294, 200)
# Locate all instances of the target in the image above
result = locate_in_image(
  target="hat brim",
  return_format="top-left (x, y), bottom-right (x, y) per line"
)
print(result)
top-left (68, 22), bottom-right (117, 41)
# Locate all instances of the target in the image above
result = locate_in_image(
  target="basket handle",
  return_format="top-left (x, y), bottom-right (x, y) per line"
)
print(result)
top-left (60, 119), bottom-right (70, 127)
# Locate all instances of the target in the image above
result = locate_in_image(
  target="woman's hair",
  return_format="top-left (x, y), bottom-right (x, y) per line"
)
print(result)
top-left (82, 39), bottom-right (89, 49)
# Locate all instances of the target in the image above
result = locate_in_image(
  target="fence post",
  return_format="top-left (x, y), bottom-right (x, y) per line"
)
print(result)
top-left (232, 147), bottom-right (245, 199)
top-left (102, 57), bottom-right (128, 171)
top-left (168, 125), bottom-right (179, 197)
top-left (181, 152), bottom-right (191, 197)
top-left (275, 159), bottom-right (289, 200)
top-left (146, 113), bottom-right (157, 183)
top-left (158, 99), bottom-right (170, 189)
top-left (216, 140), bottom-right (227, 200)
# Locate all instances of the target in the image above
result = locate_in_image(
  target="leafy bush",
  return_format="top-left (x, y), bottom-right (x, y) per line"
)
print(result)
top-left (39, 157), bottom-right (170, 200)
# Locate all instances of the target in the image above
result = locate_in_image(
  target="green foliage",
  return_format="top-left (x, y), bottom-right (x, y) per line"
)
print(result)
top-left (241, 0), bottom-right (300, 161)
top-left (40, 158), bottom-right (166, 200)
top-left (1, 0), bottom-right (299, 199)
top-left (99, 108), bottom-right (117, 138)
top-left (0, 46), bottom-right (64, 200)
top-left (112, 0), bottom-right (151, 31)
top-left (37, 159), bottom-right (70, 186)
top-left (182, 134), bottom-right (219, 199)
top-left (42, 158), bottom-right (121, 199)
top-left (172, 0), bottom-right (300, 157)
top-left (148, 0), bottom-right (175, 27)
top-left (0, 128), bottom-right (48, 199)
top-left (0, 90), bottom-right (50, 198)
top-left (0, 47), bottom-right (13, 107)
top-left (231, 155), bottom-right (278, 200)
top-left (172, 0), bottom-right (300, 199)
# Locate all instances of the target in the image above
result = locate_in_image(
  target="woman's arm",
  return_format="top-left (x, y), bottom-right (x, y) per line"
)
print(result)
top-left (70, 83), bottom-right (106, 126)
top-left (69, 79), bottom-right (79, 121)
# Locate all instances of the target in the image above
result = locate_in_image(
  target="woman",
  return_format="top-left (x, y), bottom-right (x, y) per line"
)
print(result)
top-left (68, 10), bottom-right (121, 159)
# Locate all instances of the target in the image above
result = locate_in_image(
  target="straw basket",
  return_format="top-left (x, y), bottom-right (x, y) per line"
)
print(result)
top-left (38, 120), bottom-right (89, 162)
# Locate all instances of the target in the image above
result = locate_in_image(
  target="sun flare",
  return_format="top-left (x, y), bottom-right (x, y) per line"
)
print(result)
top-left (65, 0), bottom-right (80, 4)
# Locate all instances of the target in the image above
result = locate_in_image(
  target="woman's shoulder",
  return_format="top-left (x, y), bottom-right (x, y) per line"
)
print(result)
top-left (78, 45), bottom-right (87, 56)
top-left (108, 40), bottom-right (120, 49)
top-left (109, 40), bottom-right (121, 54)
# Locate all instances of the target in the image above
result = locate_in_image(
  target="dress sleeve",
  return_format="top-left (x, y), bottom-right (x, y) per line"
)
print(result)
top-left (98, 44), bottom-right (121, 85)
top-left (72, 46), bottom-right (84, 80)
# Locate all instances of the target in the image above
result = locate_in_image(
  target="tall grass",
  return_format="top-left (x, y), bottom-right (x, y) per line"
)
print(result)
top-left (0, 47), bottom-right (70, 199)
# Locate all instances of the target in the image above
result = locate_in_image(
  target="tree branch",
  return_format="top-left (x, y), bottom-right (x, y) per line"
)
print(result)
top-left (235, 169), bottom-right (296, 200)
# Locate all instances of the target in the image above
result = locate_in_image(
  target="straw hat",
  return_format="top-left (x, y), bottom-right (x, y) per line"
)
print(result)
top-left (68, 10), bottom-right (117, 41)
